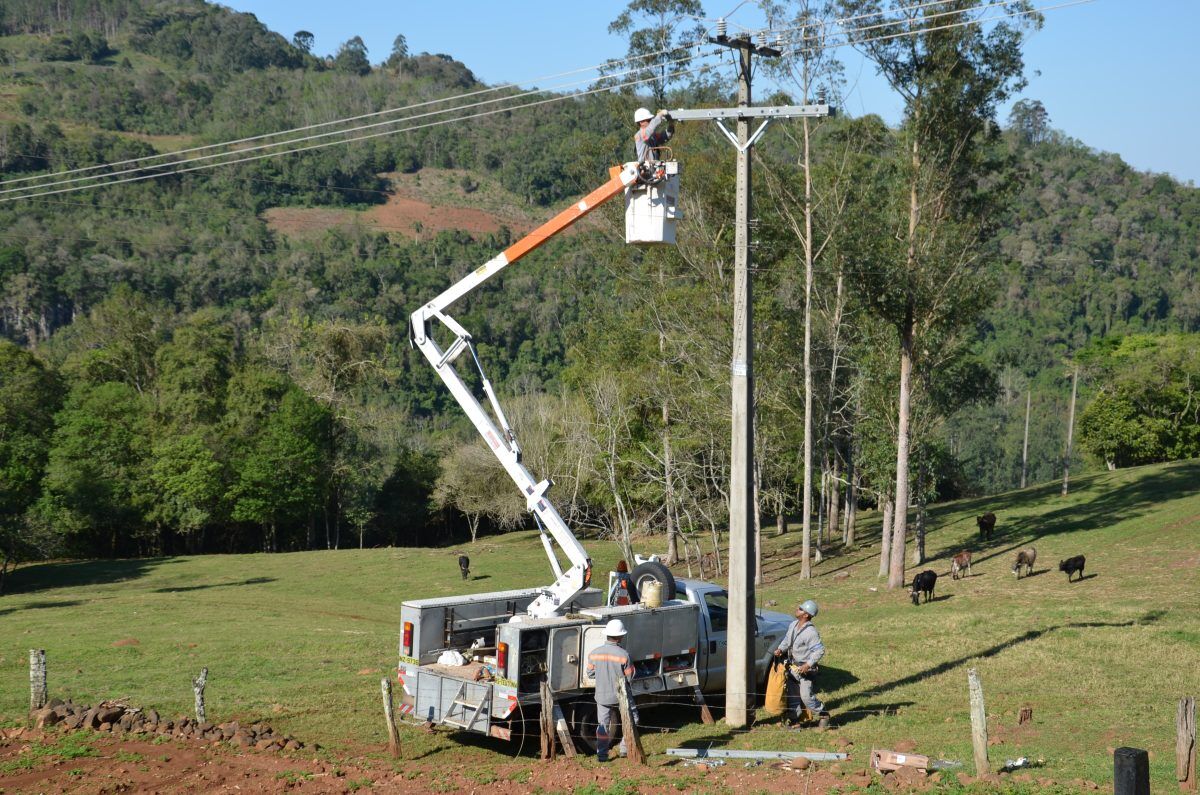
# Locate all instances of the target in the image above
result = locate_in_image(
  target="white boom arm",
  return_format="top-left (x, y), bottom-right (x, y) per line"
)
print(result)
top-left (410, 163), bottom-right (641, 618)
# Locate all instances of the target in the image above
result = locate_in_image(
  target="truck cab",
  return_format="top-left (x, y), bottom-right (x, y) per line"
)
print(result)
top-left (674, 578), bottom-right (794, 692)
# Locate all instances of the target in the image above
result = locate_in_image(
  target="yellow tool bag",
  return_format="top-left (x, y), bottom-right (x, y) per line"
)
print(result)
top-left (764, 658), bottom-right (787, 716)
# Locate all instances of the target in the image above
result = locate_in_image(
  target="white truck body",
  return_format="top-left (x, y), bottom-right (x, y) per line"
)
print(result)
top-left (395, 579), bottom-right (792, 741)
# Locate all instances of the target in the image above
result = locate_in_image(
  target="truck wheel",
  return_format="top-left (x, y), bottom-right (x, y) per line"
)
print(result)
top-left (568, 701), bottom-right (599, 754)
top-left (631, 561), bottom-right (676, 600)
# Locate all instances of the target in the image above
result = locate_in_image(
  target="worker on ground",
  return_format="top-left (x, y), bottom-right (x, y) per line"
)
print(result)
top-left (586, 619), bottom-right (638, 761)
top-left (610, 560), bottom-right (639, 606)
top-left (773, 599), bottom-right (830, 728)
top-left (633, 107), bottom-right (674, 163)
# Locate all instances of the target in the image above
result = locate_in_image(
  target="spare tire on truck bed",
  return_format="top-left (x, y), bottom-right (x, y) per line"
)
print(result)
top-left (630, 561), bottom-right (676, 601)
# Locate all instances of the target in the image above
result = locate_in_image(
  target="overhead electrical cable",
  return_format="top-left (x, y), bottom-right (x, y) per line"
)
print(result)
top-left (0, 40), bottom-right (710, 191)
top-left (1, 0), bottom-right (1089, 205)
top-left (0, 58), bottom-right (724, 204)
top-left (0, 49), bottom-right (719, 198)
top-left (0, 0), bottom-right (975, 191)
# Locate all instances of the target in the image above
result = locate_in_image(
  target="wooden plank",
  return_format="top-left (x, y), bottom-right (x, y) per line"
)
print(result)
top-left (967, 668), bottom-right (989, 776)
top-left (552, 702), bottom-right (577, 758)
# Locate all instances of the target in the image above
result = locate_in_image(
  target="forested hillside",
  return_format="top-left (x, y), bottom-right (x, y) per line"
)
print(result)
top-left (1, 0), bottom-right (1197, 571)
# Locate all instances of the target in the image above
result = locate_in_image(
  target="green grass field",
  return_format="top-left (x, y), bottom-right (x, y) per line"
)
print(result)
top-left (2, 460), bottom-right (1198, 791)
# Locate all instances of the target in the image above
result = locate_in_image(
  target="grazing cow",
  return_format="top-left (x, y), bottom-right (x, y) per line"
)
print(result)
top-left (951, 550), bottom-right (973, 580)
top-left (910, 570), bottom-right (938, 605)
top-left (1011, 547), bottom-right (1037, 579)
top-left (458, 554), bottom-right (470, 580)
top-left (1059, 555), bottom-right (1086, 582)
top-left (976, 512), bottom-right (997, 540)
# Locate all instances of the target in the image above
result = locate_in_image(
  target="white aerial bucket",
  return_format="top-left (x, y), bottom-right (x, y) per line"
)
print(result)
top-left (624, 160), bottom-right (681, 245)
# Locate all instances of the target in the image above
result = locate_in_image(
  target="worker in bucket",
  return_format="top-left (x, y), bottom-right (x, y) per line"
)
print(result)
top-left (586, 619), bottom-right (638, 761)
top-left (633, 107), bottom-right (674, 163)
top-left (773, 599), bottom-right (831, 728)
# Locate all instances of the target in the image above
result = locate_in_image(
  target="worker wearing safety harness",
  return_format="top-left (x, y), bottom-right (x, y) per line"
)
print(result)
top-left (633, 107), bottom-right (674, 163)
top-left (586, 619), bottom-right (638, 761)
top-left (773, 599), bottom-right (831, 728)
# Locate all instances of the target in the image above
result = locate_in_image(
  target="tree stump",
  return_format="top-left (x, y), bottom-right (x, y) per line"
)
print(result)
top-left (1018, 707), bottom-right (1033, 725)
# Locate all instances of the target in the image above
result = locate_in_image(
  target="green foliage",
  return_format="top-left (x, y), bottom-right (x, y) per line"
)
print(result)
top-left (333, 36), bottom-right (370, 76)
top-left (0, 341), bottom-right (64, 561)
top-left (1077, 333), bottom-right (1200, 468)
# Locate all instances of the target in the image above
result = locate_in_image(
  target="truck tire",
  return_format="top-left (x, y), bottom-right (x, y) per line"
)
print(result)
top-left (568, 701), bottom-right (599, 753)
top-left (630, 561), bottom-right (676, 601)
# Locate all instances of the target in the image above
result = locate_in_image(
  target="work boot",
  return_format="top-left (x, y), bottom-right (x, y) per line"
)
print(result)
top-left (817, 711), bottom-right (831, 729)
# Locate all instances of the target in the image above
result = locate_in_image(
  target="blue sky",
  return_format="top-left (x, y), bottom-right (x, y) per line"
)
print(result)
top-left (226, 1), bottom-right (1198, 185)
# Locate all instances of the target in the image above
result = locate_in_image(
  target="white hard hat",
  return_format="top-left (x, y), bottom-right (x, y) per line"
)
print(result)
top-left (634, 107), bottom-right (653, 123)
top-left (798, 599), bottom-right (819, 617)
top-left (605, 619), bottom-right (628, 637)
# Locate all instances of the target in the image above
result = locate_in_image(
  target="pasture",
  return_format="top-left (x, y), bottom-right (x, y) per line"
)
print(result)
top-left (2, 460), bottom-right (1198, 792)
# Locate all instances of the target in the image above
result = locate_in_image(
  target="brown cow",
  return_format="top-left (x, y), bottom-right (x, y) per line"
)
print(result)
top-left (977, 512), bottom-right (997, 540)
top-left (951, 550), bottom-right (972, 580)
top-left (1011, 547), bottom-right (1037, 579)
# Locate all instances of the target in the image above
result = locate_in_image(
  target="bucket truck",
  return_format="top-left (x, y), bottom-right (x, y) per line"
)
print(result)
top-left (398, 160), bottom-right (791, 747)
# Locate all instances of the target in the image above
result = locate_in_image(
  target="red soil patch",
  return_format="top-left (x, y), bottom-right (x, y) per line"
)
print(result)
top-left (0, 728), bottom-right (871, 794)
top-left (264, 185), bottom-right (528, 241)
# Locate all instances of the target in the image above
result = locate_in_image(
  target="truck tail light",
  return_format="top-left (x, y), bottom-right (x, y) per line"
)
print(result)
top-left (402, 621), bottom-right (413, 656)
top-left (497, 641), bottom-right (509, 674)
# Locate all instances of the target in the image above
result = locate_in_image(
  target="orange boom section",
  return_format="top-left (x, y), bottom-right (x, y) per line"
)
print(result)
top-left (502, 165), bottom-right (626, 265)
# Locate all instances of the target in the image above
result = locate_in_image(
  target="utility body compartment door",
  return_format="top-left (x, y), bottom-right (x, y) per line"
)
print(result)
top-left (579, 625), bottom-right (609, 688)
top-left (547, 627), bottom-right (582, 692)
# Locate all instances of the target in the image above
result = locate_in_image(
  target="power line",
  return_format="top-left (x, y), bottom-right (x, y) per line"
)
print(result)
top-left (0, 49), bottom-right (717, 199)
top-left (0, 40), bottom-right (716, 193)
top-left (0, 0), bottom-right (970, 189)
top-left (0, 56), bottom-right (724, 204)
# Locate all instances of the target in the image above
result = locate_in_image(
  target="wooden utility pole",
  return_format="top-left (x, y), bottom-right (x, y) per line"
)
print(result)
top-left (671, 32), bottom-right (831, 730)
top-left (1021, 388), bottom-right (1031, 489)
top-left (1062, 368), bottom-right (1078, 497)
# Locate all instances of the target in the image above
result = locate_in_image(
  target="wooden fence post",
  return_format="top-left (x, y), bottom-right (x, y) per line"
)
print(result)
top-left (1115, 747), bottom-right (1150, 795)
top-left (616, 679), bottom-right (645, 764)
top-left (381, 678), bottom-right (401, 758)
top-left (539, 681), bottom-right (556, 760)
top-left (192, 667), bottom-right (208, 723)
top-left (1179, 696), bottom-right (1197, 792)
top-left (29, 649), bottom-right (47, 711)
top-left (693, 685), bottom-right (715, 725)
top-left (967, 668), bottom-right (989, 776)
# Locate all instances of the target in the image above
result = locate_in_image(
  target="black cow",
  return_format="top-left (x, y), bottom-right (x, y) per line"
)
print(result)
top-left (910, 570), bottom-right (938, 605)
top-left (458, 554), bottom-right (470, 580)
top-left (1058, 555), bottom-right (1086, 582)
top-left (976, 512), bottom-right (997, 540)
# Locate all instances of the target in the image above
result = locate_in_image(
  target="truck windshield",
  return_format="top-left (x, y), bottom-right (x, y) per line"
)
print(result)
top-left (704, 591), bottom-right (729, 632)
